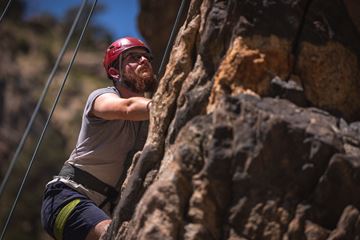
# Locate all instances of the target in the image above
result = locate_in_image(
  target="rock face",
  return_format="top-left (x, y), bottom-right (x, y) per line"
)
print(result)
top-left (106, 0), bottom-right (360, 239)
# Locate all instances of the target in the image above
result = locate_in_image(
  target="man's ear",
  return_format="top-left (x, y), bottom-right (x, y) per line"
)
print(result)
top-left (108, 67), bottom-right (120, 79)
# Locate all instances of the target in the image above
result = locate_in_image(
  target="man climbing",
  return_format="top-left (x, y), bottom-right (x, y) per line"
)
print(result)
top-left (41, 36), bottom-right (155, 240)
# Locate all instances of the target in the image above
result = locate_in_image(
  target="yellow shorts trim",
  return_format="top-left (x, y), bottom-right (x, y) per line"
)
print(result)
top-left (53, 198), bottom-right (81, 240)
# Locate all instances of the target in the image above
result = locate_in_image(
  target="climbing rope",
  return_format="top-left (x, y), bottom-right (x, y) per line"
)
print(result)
top-left (0, 0), bottom-right (13, 23)
top-left (0, 0), bottom-right (88, 200)
top-left (157, 0), bottom-right (188, 77)
top-left (0, 0), bottom-right (98, 238)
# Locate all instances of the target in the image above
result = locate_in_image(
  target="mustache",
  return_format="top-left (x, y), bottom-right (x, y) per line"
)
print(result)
top-left (123, 74), bottom-right (156, 93)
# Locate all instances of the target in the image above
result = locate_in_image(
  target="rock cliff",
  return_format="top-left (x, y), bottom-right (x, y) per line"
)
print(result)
top-left (105, 0), bottom-right (360, 239)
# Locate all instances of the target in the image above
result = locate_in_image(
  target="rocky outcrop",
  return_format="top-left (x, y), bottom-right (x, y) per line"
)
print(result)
top-left (107, 0), bottom-right (360, 239)
top-left (115, 94), bottom-right (360, 239)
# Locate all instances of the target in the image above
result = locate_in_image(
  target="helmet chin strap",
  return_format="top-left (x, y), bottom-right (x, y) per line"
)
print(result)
top-left (115, 60), bottom-right (142, 94)
top-left (114, 56), bottom-right (134, 92)
top-left (117, 78), bottom-right (137, 92)
top-left (118, 56), bottom-right (123, 82)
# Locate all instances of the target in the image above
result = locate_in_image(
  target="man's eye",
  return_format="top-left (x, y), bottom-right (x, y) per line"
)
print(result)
top-left (133, 54), bottom-right (142, 60)
top-left (125, 53), bottom-right (153, 62)
top-left (126, 54), bottom-right (140, 61)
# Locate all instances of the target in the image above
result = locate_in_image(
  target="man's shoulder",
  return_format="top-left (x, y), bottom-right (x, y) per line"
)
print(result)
top-left (90, 86), bottom-right (119, 97)
top-left (84, 87), bottom-right (119, 109)
top-left (87, 87), bottom-right (120, 101)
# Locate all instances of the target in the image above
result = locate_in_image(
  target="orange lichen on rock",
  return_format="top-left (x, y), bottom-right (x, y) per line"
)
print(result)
top-left (208, 36), bottom-right (292, 113)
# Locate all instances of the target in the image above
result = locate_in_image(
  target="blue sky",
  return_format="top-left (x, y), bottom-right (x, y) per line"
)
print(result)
top-left (25, 0), bottom-right (141, 39)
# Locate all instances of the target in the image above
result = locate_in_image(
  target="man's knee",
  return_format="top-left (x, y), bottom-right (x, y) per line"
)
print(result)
top-left (85, 219), bottom-right (112, 240)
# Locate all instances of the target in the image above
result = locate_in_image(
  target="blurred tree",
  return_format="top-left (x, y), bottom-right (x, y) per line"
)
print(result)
top-left (0, 1), bottom-right (113, 239)
top-left (62, 3), bottom-right (113, 50)
top-left (0, 0), bottom-right (26, 22)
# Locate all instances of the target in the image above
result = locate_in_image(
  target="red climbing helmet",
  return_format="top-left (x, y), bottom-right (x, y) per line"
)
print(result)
top-left (103, 36), bottom-right (151, 77)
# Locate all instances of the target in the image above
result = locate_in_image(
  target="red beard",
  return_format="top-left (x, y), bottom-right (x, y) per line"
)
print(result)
top-left (122, 70), bottom-right (156, 93)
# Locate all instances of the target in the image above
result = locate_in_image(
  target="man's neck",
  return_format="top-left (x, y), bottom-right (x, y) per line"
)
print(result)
top-left (115, 81), bottom-right (143, 98)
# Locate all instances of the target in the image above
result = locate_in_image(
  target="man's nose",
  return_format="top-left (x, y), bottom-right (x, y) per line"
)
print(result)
top-left (139, 55), bottom-right (149, 64)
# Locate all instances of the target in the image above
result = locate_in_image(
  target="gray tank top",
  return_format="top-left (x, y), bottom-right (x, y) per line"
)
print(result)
top-left (54, 86), bottom-right (147, 206)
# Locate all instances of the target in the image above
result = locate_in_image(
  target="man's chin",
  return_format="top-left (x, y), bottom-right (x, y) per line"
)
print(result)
top-left (123, 73), bottom-right (155, 93)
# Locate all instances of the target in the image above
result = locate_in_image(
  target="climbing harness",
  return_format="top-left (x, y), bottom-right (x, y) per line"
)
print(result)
top-left (57, 120), bottom-right (147, 213)
top-left (58, 163), bottom-right (120, 211)
top-left (0, 0), bottom-right (98, 239)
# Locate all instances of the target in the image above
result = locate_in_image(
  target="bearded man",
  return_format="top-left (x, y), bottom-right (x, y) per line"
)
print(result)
top-left (41, 37), bottom-right (155, 240)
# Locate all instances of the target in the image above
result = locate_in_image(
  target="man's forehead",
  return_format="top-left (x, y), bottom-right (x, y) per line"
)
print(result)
top-left (123, 48), bottom-right (147, 56)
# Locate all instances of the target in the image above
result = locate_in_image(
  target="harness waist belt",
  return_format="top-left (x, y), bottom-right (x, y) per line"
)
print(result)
top-left (58, 163), bottom-right (119, 201)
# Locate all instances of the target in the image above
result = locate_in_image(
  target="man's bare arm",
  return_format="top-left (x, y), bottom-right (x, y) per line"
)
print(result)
top-left (91, 93), bottom-right (151, 121)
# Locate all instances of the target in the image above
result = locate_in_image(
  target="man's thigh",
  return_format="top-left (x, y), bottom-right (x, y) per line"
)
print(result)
top-left (60, 189), bottom-right (110, 240)
top-left (41, 181), bottom-right (110, 240)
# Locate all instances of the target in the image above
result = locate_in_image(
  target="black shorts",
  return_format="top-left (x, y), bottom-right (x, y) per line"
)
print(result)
top-left (41, 180), bottom-right (110, 240)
